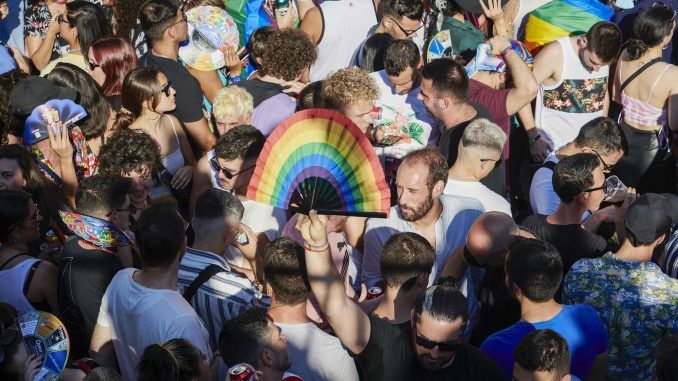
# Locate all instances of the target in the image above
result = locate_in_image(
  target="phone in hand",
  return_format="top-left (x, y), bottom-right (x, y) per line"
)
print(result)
top-left (375, 135), bottom-right (403, 147)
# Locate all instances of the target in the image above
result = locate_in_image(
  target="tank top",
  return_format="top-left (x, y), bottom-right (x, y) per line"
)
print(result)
top-left (535, 36), bottom-right (609, 149)
top-left (150, 116), bottom-right (186, 200)
top-left (0, 256), bottom-right (41, 315)
top-left (310, 0), bottom-right (377, 81)
top-left (619, 60), bottom-right (670, 127)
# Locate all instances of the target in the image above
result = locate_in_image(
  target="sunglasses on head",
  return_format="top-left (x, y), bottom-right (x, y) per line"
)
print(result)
top-left (161, 80), bottom-right (173, 97)
top-left (413, 324), bottom-right (462, 352)
top-left (209, 157), bottom-right (255, 179)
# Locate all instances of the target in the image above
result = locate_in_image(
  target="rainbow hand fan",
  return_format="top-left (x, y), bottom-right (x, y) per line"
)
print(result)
top-left (247, 109), bottom-right (390, 218)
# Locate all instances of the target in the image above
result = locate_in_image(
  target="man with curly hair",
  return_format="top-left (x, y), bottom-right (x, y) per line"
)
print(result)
top-left (235, 28), bottom-right (317, 136)
top-left (98, 129), bottom-right (162, 221)
top-left (323, 67), bottom-right (380, 134)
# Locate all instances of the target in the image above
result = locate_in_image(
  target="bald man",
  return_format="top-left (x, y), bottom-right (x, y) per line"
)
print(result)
top-left (441, 212), bottom-right (533, 344)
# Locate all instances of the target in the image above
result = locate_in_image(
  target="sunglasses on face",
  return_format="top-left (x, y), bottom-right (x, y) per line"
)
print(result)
top-left (413, 325), bottom-right (462, 352)
top-left (210, 157), bottom-right (255, 179)
top-left (161, 80), bottom-right (173, 97)
top-left (87, 59), bottom-right (99, 71)
top-left (591, 150), bottom-right (614, 172)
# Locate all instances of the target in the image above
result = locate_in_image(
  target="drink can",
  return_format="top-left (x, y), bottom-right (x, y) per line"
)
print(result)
top-left (46, 230), bottom-right (59, 244)
top-left (366, 286), bottom-right (383, 300)
top-left (274, 0), bottom-right (289, 15)
top-left (229, 364), bottom-right (253, 380)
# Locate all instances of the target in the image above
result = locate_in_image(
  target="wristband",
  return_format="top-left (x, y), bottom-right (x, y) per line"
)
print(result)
top-left (304, 242), bottom-right (329, 252)
top-left (500, 45), bottom-right (514, 58)
top-left (529, 134), bottom-right (542, 145)
top-left (228, 75), bottom-right (241, 84)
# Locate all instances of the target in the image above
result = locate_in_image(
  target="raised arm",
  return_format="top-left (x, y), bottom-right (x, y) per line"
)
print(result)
top-left (297, 211), bottom-right (371, 355)
top-left (299, 6), bottom-right (322, 44)
top-left (487, 36), bottom-right (538, 115)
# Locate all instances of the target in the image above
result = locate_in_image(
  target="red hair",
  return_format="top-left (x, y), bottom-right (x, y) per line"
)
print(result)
top-left (91, 36), bottom-right (138, 97)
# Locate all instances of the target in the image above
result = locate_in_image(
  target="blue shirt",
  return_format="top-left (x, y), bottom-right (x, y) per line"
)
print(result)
top-left (480, 304), bottom-right (608, 380)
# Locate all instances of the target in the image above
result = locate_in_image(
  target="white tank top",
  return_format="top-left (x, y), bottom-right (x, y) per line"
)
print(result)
top-left (535, 36), bottom-right (609, 149)
top-left (150, 116), bottom-right (186, 200)
top-left (0, 257), bottom-right (41, 315)
top-left (310, 0), bottom-right (377, 81)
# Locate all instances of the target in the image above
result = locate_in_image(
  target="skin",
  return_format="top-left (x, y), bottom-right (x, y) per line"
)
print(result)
top-left (412, 313), bottom-right (465, 371)
top-left (0, 159), bottom-right (27, 190)
top-left (513, 363), bottom-right (571, 381)
top-left (87, 48), bottom-right (106, 86)
top-left (341, 100), bottom-right (374, 133)
top-left (215, 113), bottom-right (252, 136)
top-left (380, 16), bottom-right (422, 40)
top-left (24, 0), bottom-right (68, 70)
top-left (214, 157), bottom-right (256, 197)
top-left (387, 65), bottom-right (420, 95)
top-left (124, 167), bottom-right (153, 209)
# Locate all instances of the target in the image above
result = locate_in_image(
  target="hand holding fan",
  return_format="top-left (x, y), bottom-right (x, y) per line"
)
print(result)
top-left (23, 99), bottom-right (87, 146)
top-left (427, 29), bottom-right (453, 63)
top-left (247, 109), bottom-right (390, 218)
top-left (59, 211), bottom-right (132, 248)
top-left (18, 311), bottom-right (69, 381)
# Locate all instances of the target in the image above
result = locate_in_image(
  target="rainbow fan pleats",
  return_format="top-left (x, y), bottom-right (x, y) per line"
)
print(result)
top-left (524, 0), bottom-right (614, 54)
top-left (247, 109), bottom-right (391, 218)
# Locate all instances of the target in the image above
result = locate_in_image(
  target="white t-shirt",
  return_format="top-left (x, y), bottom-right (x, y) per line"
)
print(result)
top-left (443, 179), bottom-right (512, 216)
top-left (277, 322), bottom-right (359, 381)
top-left (529, 153), bottom-right (560, 215)
top-left (97, 269), bottom-right (211, 381)
top-left (370, 70), bottom-right (442, 160)
top-left (225, 199), bottom-right (288, 267)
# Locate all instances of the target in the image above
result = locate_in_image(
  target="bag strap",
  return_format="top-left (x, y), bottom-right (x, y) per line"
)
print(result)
top-left (541, 161), bottom-right (557, 171)
top-left (183, 264), bottom-right (227, 302)
top-left (619, 57), bottom-right (662, 93)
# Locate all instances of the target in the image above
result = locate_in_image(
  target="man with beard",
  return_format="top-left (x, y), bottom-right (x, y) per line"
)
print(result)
top-left (362, 148), bottom-right (484, 336)
top-left (219, 308), bottom-right (301, 381)
top-left (295, 211), bottom-right (504, 380)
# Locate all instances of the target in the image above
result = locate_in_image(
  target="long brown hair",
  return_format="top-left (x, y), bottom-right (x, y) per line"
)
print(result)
top-left (113, 67), bottom-right (165, 131)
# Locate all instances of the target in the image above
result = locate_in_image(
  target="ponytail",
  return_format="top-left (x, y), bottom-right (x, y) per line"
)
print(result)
top-left (112, 107), bottom-right (136, 131)
top-left (626, 38), bottom-right (649, 61)
top-left (137, 339), bottom-right (203, 381)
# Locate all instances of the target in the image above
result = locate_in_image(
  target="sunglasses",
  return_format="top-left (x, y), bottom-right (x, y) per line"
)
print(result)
top-left (210, 157), bottom-right (255, 179)
top-left (413, 324), bottom-right (462, 352)
top-left (87, 59), bottom-right (99, 71)
top-left (161, 80), bottom-right (173, 97)
top-left (591, 150), bottom-right (614, 172)
top-left (583, 178), bottom-right (611, 194)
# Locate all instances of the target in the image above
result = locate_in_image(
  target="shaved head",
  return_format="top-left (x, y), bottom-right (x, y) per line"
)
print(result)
top-left (465, 212), bottom-right (520, 267)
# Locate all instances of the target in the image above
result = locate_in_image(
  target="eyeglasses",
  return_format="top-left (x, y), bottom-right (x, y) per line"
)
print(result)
top-left (165, 14), bottom-right (188, 31)
top-left (389, 16), bottom-right (425, 38)
top-left (413, 324), bottom-right (462, 352)
top-left (591, 150), bottom-right (614, 172)
top-left (161, 80), bottom-right (173, 97)
top-left (210, 157), bottom-right (255, 179)
top-left (106, 204), bottom-right (137, 217)
top-left (87, 59), bottom-right (99, 71)
top-left (583, 180), bottom-right (610, 194)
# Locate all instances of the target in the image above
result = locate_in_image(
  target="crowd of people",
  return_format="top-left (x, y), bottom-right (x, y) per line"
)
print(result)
top-left (0, 0), bottom-right (677, 380)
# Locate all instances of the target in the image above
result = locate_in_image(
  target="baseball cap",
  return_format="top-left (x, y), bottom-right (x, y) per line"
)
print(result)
top-left (625, 193), bottom-right (678, 245)
top-left (10, 76), bottom-right (78, 116)
top-left (453, 0), bottom-right (509, 14)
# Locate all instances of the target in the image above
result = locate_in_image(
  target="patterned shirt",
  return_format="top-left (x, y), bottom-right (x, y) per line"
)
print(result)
top-left (563, 252), bottom-right (678, 381)
top-left (178, 247), bottom-right (270, 349)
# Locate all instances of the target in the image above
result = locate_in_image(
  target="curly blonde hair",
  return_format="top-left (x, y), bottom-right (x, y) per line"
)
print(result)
top-left (213, 86), bottom-right (254, 121)
top-left (322, 68), bottom-right (379, 111)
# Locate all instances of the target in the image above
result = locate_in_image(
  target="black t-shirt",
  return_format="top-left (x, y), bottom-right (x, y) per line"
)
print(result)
top-left (355, 314), bottom-right (504, 381)
top-left (522, 214), bottom-right (611, 298)
top-left (141, 53), bottom-right (205, 124)
top-left (58, 237), bottom-right (123, 360)
top-left (438, 103), bottom-right (504, 195)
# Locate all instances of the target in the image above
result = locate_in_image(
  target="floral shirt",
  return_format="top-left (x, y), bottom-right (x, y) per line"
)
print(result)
top-left (23, 0), bottom-right (69, 60)
top-left (563, 252), bottom-right (678, 381)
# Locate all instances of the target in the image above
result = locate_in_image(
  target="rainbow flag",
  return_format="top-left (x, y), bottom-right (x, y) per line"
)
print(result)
top-left (524, 0), bottom-right (614, 54)
top-left (223, 0), bottom-right (272, 47)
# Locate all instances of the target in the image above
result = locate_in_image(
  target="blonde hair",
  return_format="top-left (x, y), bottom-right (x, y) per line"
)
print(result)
top-left (212, 86), bottom-right (254, 121)
top-left (322, 68), bottom-right (379, 111)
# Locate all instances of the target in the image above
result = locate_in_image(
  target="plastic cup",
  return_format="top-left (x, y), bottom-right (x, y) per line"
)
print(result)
top-left (603, 175), bottom-right (628, 203)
